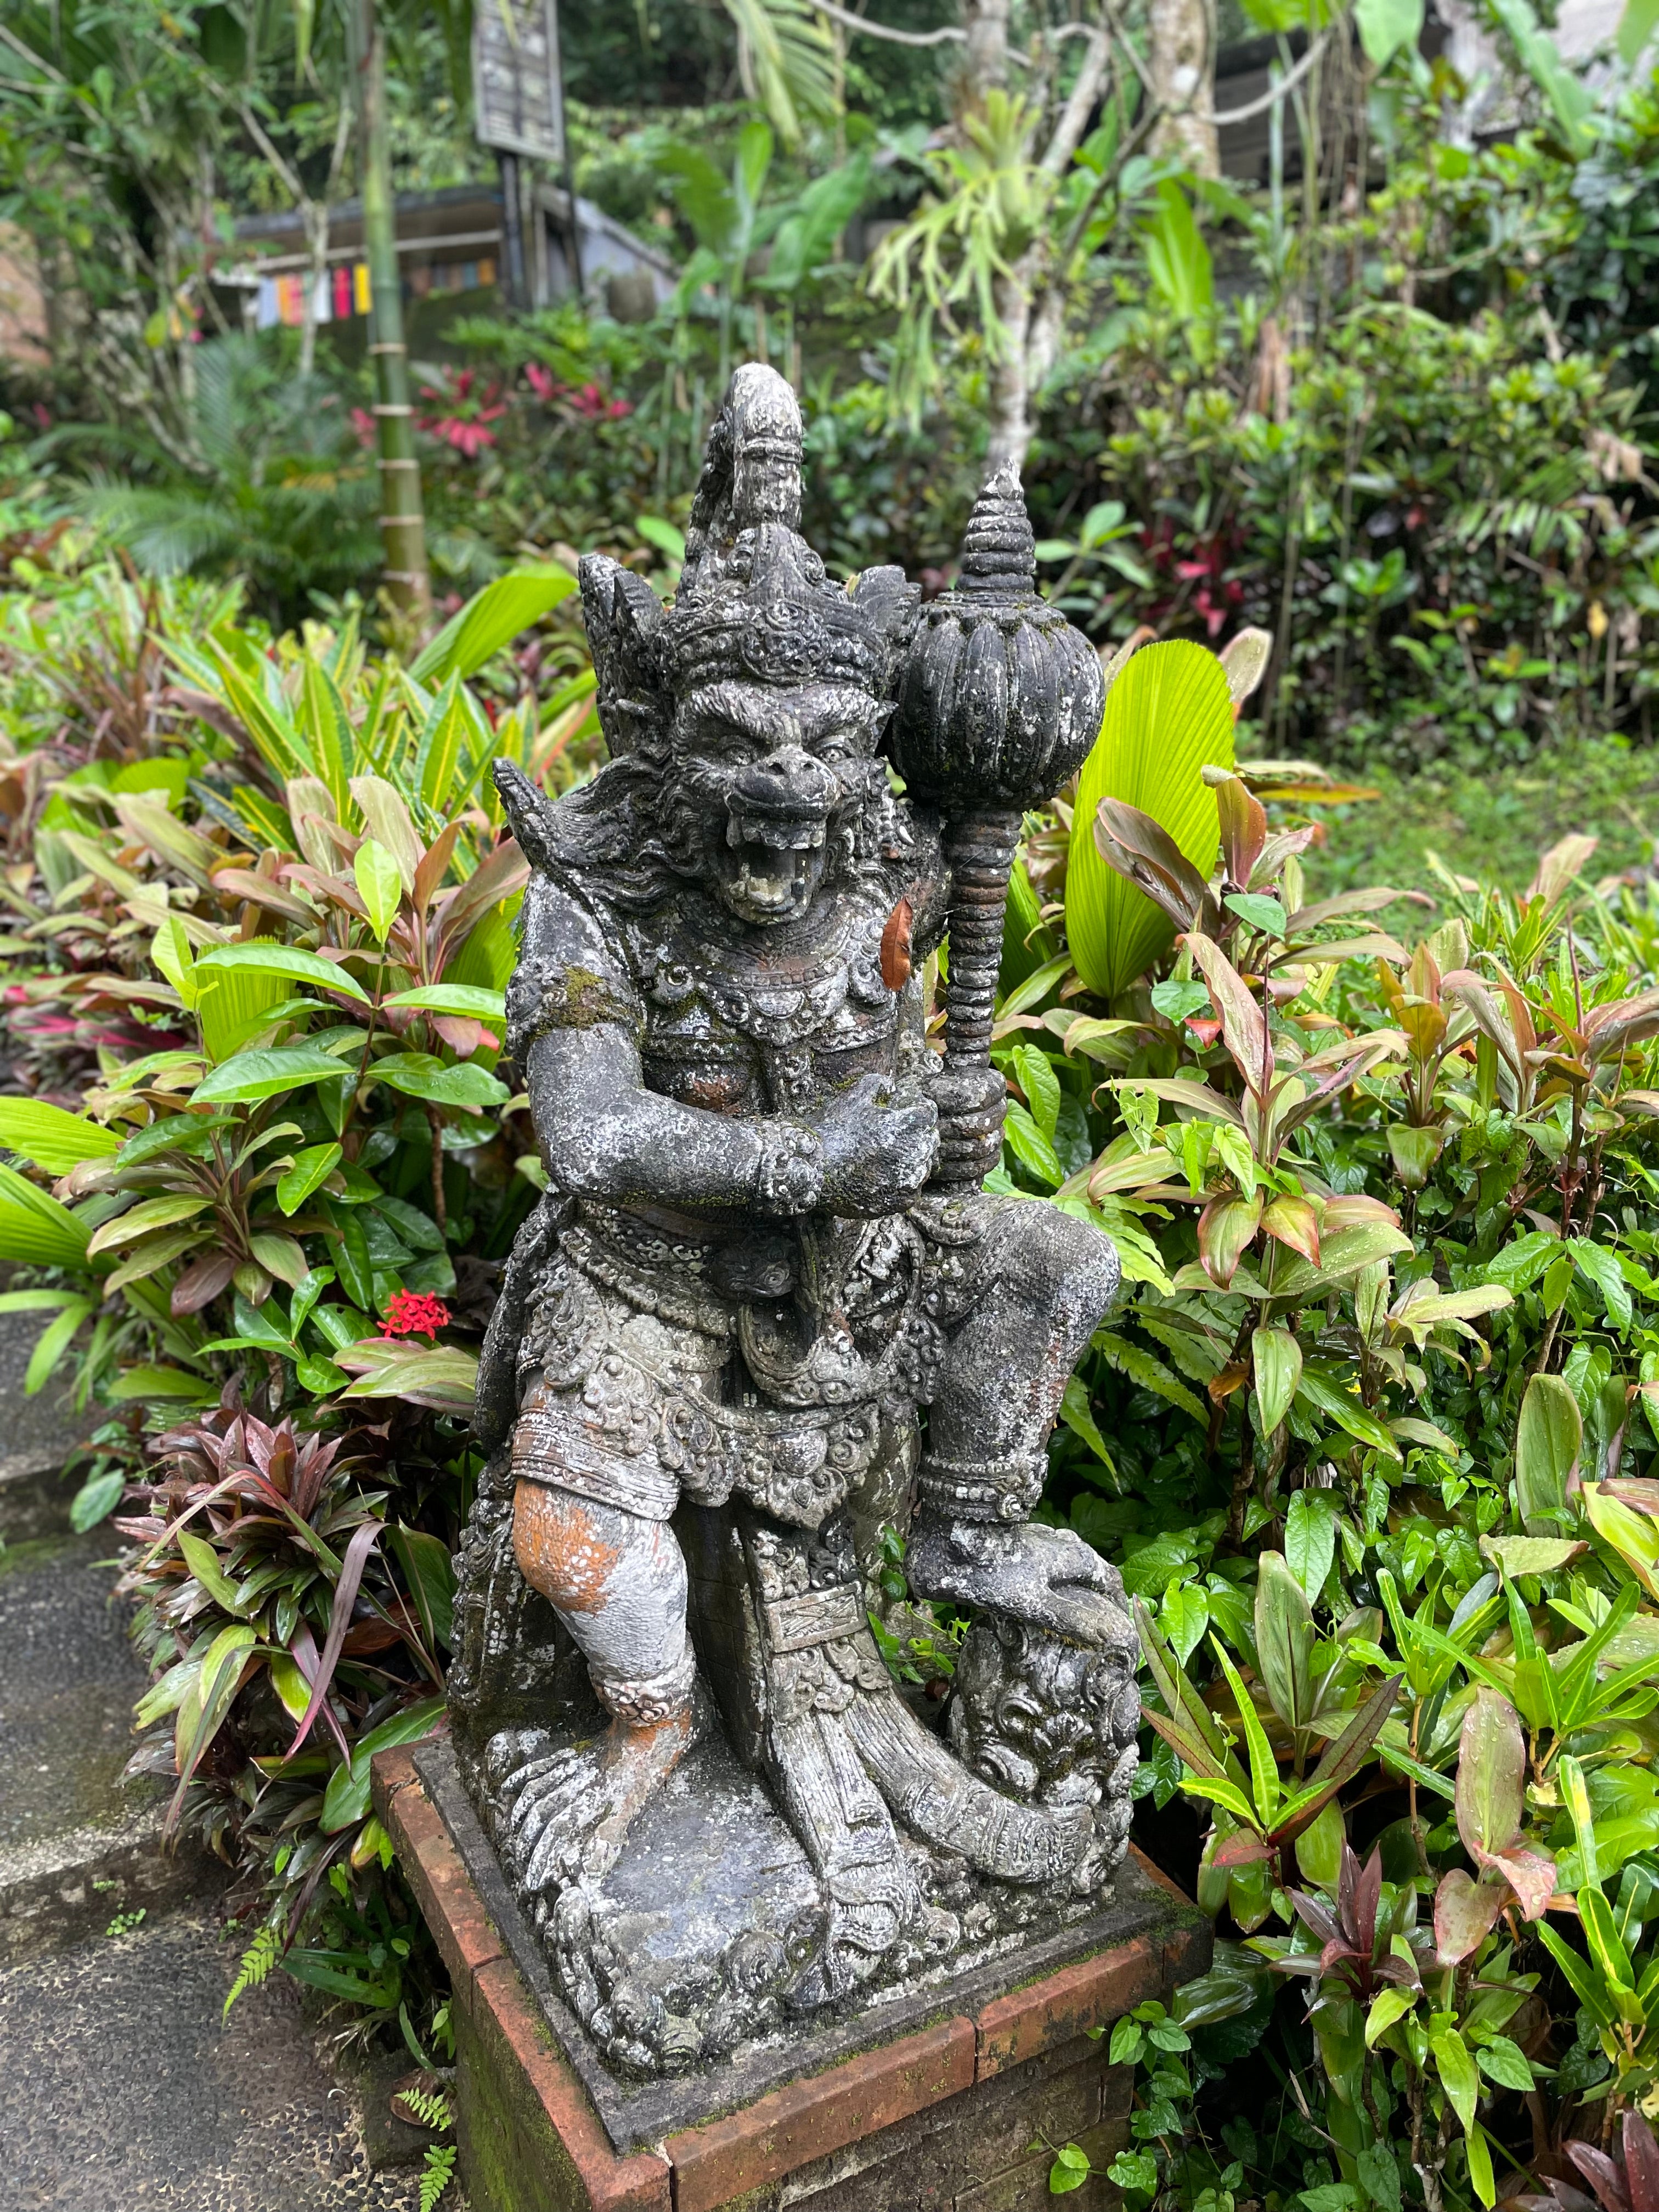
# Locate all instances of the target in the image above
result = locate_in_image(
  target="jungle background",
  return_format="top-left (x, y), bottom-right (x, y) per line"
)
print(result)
top-left (8, 2), bottom-right (1659, 2210)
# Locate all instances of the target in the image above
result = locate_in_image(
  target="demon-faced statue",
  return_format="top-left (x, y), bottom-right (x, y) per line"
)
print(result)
top-left (448, 365), bottom-right (1141, 2080)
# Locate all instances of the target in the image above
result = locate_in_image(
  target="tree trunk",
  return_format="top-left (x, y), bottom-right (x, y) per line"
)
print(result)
top-left (960, 0), bottom-right (1010, 106)
top-left (347, 0), bottom-right (430, 624)
top-left (1149, 0), bottom-right (1220, 178)
top-left (986, 263), bottom-right (1034, 476)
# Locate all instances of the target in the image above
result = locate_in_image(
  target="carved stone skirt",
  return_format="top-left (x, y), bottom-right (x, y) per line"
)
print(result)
top-left (506, 1195), bottom-right (992, 1533)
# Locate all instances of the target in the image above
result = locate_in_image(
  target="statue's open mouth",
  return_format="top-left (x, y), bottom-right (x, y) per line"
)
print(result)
top-left (725, 805), bottom-right (827, 913)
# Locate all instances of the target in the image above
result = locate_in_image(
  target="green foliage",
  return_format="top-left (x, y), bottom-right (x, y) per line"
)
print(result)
top-left (0, 555), bottom-right (595, 2061)
top-left (988, 737), bottom-right (1659, 2212)
top-left (1066, 640), bottom-right (1236, 999)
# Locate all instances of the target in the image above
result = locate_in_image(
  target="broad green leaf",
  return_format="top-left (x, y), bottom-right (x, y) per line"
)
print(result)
top-left (336, 1338), bottom-right (478, 1410)
top-left (24, 1298), bottom-right (93, 1394)
top-left (178, 1528), bottom-right (246, 1615)
top-left (1142, 178), bottom-right (1214, 321)
top-left (196, 946), bottom-right (291, 1064)
top-left (1285, 1489), bottom-right (1338, 1599)
top-left (387, 1525), bottom-right (455, 1650)
top-left (382, 984), bottom-right (507, 1021)
top-left (1430, 2027), bottom-right (1480, 2135)
top-left (1455, 1688), bottom-right (1525, 1861)
top-left (191, 1044), bottom-right (357, 1105)
top-left (278, 1142), bottom-right (343, 1216)
top-left (106, 1364), bottom-right (216, 1401)
top-left (70, 1468), bottom-right (126, 1530)
top-left (410, 566), bottom-right (577, 686)
top-left (319, 1694), bottom-right (445, 1833)
top-left (0, 1163), bottom-right (94, 1269)
top-left (1009, 1042), bottom-right (1061, 1141)
top-left (0, 1099), bottom-right (121, 1175)
top-left (194, 943), bottom-right (369, 1005)
top-left (1356, 0), bottom-right (1424, 62)
top-left (1475, 2037), bottom-right (1536, 2094)
top-left (1255, 1548), bottom-right (1316, 1727)
top-left (150, 915), bottom-right (199, 1009)
top-left (1516, 1372), bottom-right (1581, 1531)
top-left (1480, 1534), bottom-right (1584, 1579)
top-left (1068, 641), bottom-right (1234, 997)
top-left (354, 838), bottom-right (403, 943)
top-left (1365, 1987), bottom-right (1417, 2047)
top-left (1160, 1582), bottom-right (1210, 1663)
top-left (1620, 0), bottom-right (1659, 64)
top-left (1571, 1238), bottom-right (1634, 1328)
top-left (297, 654), bottom-right (355, 816)
top-left (1293, 1795), bottom-right (1345, 1888)
top-left (1253, 1327), bottom-right (1302, 1435)
top-left (87, 1195), bottom-right (211, 1257)
top-left (1295, 1365), bottom-right (1402, 1458)
top-left (249, 1231), bottom-right (309, 1288)
top-left (368, 1053), bottom-right (509, 1112)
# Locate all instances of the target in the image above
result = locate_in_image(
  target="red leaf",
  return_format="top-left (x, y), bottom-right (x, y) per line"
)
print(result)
top-left (171, 1251), bottom-right (237, 1317)
top-left (1434, 1867), bottom-right (1507, 1965)
top-left (881, 896), bottom-right (914, 992)
top-left (286, 1520), bottom-right (383, 1758)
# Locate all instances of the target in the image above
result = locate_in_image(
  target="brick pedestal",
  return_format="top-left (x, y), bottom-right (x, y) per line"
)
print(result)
top-left (373, 1748), bottom-right (1210, 2212)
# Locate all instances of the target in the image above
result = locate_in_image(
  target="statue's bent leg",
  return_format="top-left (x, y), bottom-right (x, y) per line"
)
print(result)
top-left (925, 1201), bottom-right (1120, 1514)
top-left (496, 1479), bottom-right (697, 1893)
top-left (512, 1483), bottom-right (693, 1722)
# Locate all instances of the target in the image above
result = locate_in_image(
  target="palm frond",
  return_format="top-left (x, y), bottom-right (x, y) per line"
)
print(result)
top-left (718, 0), bottom-right (837, 144)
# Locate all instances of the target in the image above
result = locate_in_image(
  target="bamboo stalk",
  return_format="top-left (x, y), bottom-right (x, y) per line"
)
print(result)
top-left (347, 0), bottom-right (431, 625)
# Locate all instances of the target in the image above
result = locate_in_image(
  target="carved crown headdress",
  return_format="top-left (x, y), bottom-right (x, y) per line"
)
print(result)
top-left (578, 365), bottom-right (919, 762)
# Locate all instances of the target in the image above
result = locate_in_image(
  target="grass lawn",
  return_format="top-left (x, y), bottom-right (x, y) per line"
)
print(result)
top-left (1301, 733), bottom-right (1659, 899)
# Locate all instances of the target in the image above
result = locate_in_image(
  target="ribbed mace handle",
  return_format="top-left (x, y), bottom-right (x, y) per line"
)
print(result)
top-left (934, 806), bottom-right (1022, 1193)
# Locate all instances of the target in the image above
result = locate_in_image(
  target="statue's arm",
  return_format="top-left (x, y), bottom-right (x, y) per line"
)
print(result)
top-left (527, 1023), bottom-right (821, 1212)
top-left (510, 873), bottom-right (821, 1215)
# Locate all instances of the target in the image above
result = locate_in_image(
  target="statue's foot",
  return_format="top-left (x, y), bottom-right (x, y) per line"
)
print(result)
top-left (500, 1702), bottom-right (699, 1895)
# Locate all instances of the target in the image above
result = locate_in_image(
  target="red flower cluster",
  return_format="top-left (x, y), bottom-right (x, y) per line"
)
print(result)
top-left (380, 1290), bottom-right (451, 1340)
top-left (417, 368), bottom-right (508, 458)
top-left (522, 363), bottom-right (631, 419)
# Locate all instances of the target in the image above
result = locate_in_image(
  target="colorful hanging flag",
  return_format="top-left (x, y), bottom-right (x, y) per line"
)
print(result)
top-left (354, 263), bottom-right (371, 314)
top-left (332, 264), bottom-right (352, 320)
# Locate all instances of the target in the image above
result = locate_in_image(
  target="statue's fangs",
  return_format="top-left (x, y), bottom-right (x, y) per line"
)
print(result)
top-left (448, 363), bottom-right (1141, 2081)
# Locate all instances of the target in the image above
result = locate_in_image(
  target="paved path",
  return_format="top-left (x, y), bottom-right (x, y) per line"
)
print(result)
top-left (3, 1914), bottom-right (422, 2211)
top-left (0, 1307), bottom-right (432, 2209)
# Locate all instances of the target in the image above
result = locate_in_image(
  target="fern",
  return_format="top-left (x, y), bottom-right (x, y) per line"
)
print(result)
top-left (420, 2144), bottom-right (457, 2212)
top-left (223, 1922), bottom-right (281, 2019)
top-left (399, 2086), bottom-right (454, 2133)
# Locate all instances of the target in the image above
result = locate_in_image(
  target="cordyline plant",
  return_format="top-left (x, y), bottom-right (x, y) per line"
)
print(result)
top-left (967, 624), bottom-right (1659, 2212)
top-left (0, 563), bottom-right (597, 2044)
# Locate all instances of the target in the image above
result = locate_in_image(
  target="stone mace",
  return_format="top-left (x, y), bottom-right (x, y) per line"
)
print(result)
top-left (890, 465), bottom-right (1107, 1185)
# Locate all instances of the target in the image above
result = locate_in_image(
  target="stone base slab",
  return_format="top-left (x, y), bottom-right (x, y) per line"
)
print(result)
top-left (373, 1745), bottom-right (1211, 2212)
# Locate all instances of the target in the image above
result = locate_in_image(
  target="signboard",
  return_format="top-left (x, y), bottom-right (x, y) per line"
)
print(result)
top-left (472, 0), bottom-right (566, 165)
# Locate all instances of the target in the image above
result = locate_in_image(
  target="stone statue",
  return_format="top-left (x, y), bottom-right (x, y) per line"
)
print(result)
top-left (449, 364), bottom-right (1141, 2081)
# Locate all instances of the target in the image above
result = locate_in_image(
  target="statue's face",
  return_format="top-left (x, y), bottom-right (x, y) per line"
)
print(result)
top-left (662, 680), bottom-right (888, 927)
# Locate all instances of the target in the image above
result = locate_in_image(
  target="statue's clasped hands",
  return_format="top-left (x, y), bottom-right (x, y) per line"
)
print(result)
top-left (805, 1072), bottom-right (939, 1217)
